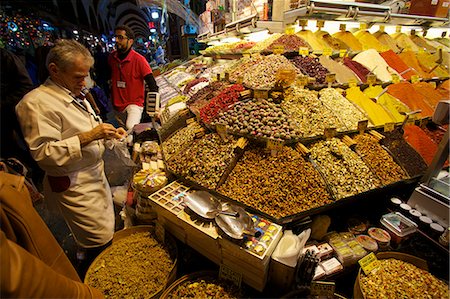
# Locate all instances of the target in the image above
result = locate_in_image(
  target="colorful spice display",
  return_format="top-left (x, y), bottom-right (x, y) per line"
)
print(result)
top-left (410, 34), bottom-right (436, 51)
top-left (417, 51), bottom-right (449, 78)
top-left (315, 30), bottom-right (349, 50)
top-left (333, 31), bottom-right (363, 51)
top-left (343, 57), bottom-right (371, 82)
top-left (392, 32), bottom-right (420, 52)
top-left (403, 125), bottom-right (438, 165)
top-left (380, 50), bottom-right (418, 80)
top-left (309, 138), bottom-right (380, 199)
top-left (353, 133), bottom-right (408, 185)
top-left (266, 34), bottom-right (311, 52)
top-left (422, 124), bottom-right (448, 145)
top-left (345, 87), bottom-right (395, 126)
top-left (218, 146), bottom-right (332, 218)
top-left (381, 129), bottom-right (428, 177)
top-left (398, 51), bottom-right (433, 79)
top-left (297, 30), bottom-right (329, 51)
top-left (373, 30), bottom-right (400, 52)
top-left (354, 30), bottom-right (386, 51)
top-left (352, 49), bottom-right (401, 82)
top-left (318, 56), bottom-right (361, 84)
top-left (412, 82), bottom-right (447, 109)
top-left (363, 85), bottom-right (409, 123)
top-left (387, 82), bottom-right (434, 117)
top-left (199, 84), bottom-right (245, 123)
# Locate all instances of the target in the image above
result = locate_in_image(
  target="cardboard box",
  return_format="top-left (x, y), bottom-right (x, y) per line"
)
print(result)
top-left (409, 0), bottom-right (449, 18)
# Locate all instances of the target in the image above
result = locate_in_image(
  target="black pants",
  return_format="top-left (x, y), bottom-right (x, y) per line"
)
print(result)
top-left (76, 240), bottom-right (112, 281)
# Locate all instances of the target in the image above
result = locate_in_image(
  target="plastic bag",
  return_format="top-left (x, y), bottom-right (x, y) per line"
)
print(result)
top-left (103, 140), bottom-right (136, 186)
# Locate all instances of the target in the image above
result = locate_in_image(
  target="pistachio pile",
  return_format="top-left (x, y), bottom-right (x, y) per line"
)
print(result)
top-left (309, 138), bottom-right (380, 199)
top-left (162, 122), bottom-right (203, 160)
top-left (353, 133), bottom-right (408, 185)
top-left (210, 98), bottom-right (298, 141)
top-left (218, 146), bottom-right (332, 219)
top-left (243, 54), bottom-right (300, 89)
top-left (319, 88), bottom-right (368, 131)
top-left (166, 134), bottom-right (235, 190)
top-left (282, 87), bottom-right (347, 137)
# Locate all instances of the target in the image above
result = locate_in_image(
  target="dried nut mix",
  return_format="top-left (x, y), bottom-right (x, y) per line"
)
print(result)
top-left (226, 54), bottom-right (265, 83)
top-left (166, 133), bottom-right (235, 190)
top-left (319, 88), bottom-right (369, 131)
top-left (162, 122), bottom-right (203, 160)
top-left (290, 56), bottom-right (330, 85)
top-left (86, 232), bottom-right (174, 298)
top-left (282, 87), bottom-right (347, 137)
top-left (309, 138), bottom-right (380, 200)
top-left (353, 133), bottom-right (408, 185)
top-left (218, 146), bottom-right (332, 219)
top-left (381, 129), bottom-right (428, 177)
top-left (360, 259), bottom-right (449, 299)
top-left (243, 54), bottom-right (300, 90)
top-left (167, 278), bottom-right (240, 298)
top-left (210, 98), bottom-right (299, 141)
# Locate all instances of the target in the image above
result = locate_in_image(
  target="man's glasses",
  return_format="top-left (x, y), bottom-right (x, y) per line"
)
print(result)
top-left (114, 35), bottom-right (128, 41)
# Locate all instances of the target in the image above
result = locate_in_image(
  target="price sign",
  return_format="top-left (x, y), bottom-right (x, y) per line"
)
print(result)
top-left (323, 48), bottom-right (332, 57)
top-left (379, 25), bottom-right (385, 32)
top-left (391, 74), bottom-right (400, 84)
top-left (384, 122), bottom-right (395, 132)
top-left (339, 49), bottom-right (347, 58)
top-left (348, 78), bottom-right (358, 88)
top-left (406, 116), bottom-right (415, 126)
top-left (339, 24), bottom-right (346, 31)
top-left (155, 222), bottom-right (165, 243)
top-left (316, 20), bottom-right (325, 29)
top-left (299, 47), bottom-right (309, 57)
top-left (310, 281), bottom-right (336, 297)
top-left (267, 138), bottom-right (284, 150)
top-left (219, 264), bottom-right (242, 287)
top-left (358, 120), bottom-right (369, 133)
top-left (429, 81), bottom-right (436, 88)
top-left (396, 25), bottom-right (402, 33)
top-left (367, 74), bottom-right (377, 86)
top-left (237, 76), bottom-right (244, 84)
top-left (297, 76), bottom-right (309, 88)
top-left (324, 127), bottom-right (337, 139)
top-left (254, 89), bottom-right (269, 99)
top-left (225, 72), bottom-right (230, 81)
top-left (359, 252), bottom-right (380, 275)
top-left (441, 31), bottom-right (447, 38)
top-left (277, 69), bottom-right (297, 84)
top-left (411, 75), bottom-right (420, 84)
top-left (360, 23), bottom-right (368, 30)
top-left (299, 19), bottom-right (308, 28)
top-left (326, 73), bottom-right (336, 85)
top-left (216, 123), bottom-right (227, 137)
top-left (285, 25), bottom-right (295, 35)
top-left (273, 45), bottom-right (285, 55)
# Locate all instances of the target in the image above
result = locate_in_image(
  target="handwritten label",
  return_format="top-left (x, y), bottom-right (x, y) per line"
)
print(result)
top-left (411, 75), bottom-right (420, 83)
top-left (323, 48), bottom-right (332, 57)
top-left (267, 138), bottom-right (284, 150)
top-left (324, 127), bottom-right (337, 139)
top-left (310, 281), bottom-right (336, 297)
top-left (299, 47), bottom-right (309, 57)
top-left (367, 74), bottom-right (377, 86)
top-left (360, 23), bottom-right (368, 30)
top-left (216, 123), bottom-right (227, 137)
top-left (285, 25), bottom-right (295, 35)
top-left (339, 24), bottom-right (346, 31)
top-left (348, 78), bottom-right (358, 88)
top-left (358, 120), bottom-right (369, 133)
top-left (396, 25), bottom-right (402, 33)
top-left (339, 49), bottom-right (347, 58)
top-left (326, 73), bottom-right (336, 84)
top-left (219, 264), bottom-right (242, 287)
top-left (237, 76), bottom-right (243, 84)
top-left (359, 252), bottom-right (379, 275)
top-left (277, 69), bottom-right (297, 84)
top-left (254, 89), bottom-right (269, 99)
top-left (299, 19), bottom-right (308, 27)
top-left (273, 45), bottom-right (285, 55)
top-left (155, 222), bottom-right (165, 243)
top-left (379, 25), bottom-right (385, 32)
top-left (384, 122), bottom-right (395, 132)
top-left (391, 74), bottom-right (400, 84)
top-left (316, 20), bottom-right (325, 28)
top-left (297, 76), bottom-right (308, 88)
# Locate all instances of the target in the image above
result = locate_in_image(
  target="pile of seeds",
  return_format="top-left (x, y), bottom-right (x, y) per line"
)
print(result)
top-left (86, 232), bottom-right (174, 298)
top-left (166, 278), bottom-right (240, 298)
top-left (227, 55), bottom-right (265, 83)
top-left (282, 87), bottom-right (347, 137)
top-left (353, 133), bottom-right (408, 185)
top-left (218, 146), bottom-right (332, 219)
top-left (309, 138), bottom-right (380, 199)
top-left (166, 134), bottom-right (235, 190)
top-left (162, 122), bottom-right (203, 160)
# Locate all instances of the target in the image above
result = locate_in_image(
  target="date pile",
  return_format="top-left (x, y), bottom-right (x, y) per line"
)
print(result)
top-left (290, 56), bottom-right (329, 84)
top-left (283, 87), bottom-right (347, 137)
top-left (265, 34), bottom-right (311, 52)
top-left (162, 122), bottom-right (203, 160)
top-left (210, 98), bottom-right (299, 141)
top-left (243, 54), bottom-right (300, 89)
top-left (309, 138), bottom-right (380, 199)
top-left (166, 134), bottom-right (235, 190)
top-left (218, 146), bottom-right (332, 219)
top-left (319, 88), bottom-right (369, 131)
top-left (353, 133), bottom-right (408, 185)
top-left (199, 84), bottom-right (245, 123)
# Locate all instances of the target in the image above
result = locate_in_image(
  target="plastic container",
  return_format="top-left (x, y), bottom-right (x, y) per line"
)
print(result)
top-left (418, 216), bottom-right (433, 232)
top-left (356, 235), bottom-right (378, 252)
top-left (408, 209), bottom-right (422, 223)
top-left (368, 227), bottom-right (391, 249)
top-left (389, 197), bottom-right (402, 211)
top-left (380, 212), bottom-right (417, 245)
top-left (399, 203), bottom-right (412, 215)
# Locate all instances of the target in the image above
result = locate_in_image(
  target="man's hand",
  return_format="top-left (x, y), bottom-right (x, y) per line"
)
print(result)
top-left (78, 124), bottom-right (128, 147)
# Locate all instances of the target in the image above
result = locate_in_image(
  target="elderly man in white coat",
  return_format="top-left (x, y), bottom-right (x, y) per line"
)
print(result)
top-left (16, 39), bottom-right (127, 277)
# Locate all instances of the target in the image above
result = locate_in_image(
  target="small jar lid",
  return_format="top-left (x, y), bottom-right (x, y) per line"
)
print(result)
top-left (390, 197), bottom-right (402, 205)
top-left (430, 223), bottom-right (445, 233)
top-left (400, 203), bottom-right (411, 211)
top-left (409, 209), bottom-right (422, 218)
top-left (419, 216), bottom-right (432, 224)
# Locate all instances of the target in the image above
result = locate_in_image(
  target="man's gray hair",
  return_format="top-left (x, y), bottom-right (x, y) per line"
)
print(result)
top-left (46, 39), bottom-right (94, 71)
